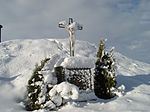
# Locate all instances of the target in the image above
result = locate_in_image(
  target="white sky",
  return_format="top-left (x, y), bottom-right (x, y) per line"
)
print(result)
top-left (0, 0), bottom-right (150, 63)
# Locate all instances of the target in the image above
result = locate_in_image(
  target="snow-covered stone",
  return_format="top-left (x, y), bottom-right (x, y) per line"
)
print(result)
top-left (49, 82), bottom-right (79, 100)
top-left (60, 56), bottom-right (95, 68)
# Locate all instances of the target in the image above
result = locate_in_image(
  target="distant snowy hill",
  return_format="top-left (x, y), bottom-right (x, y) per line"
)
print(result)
top-left (0, 39), bottom-right (150, 112)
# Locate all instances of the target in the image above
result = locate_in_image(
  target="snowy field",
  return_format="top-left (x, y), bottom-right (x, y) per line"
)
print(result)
top-left (0, 39), bottom-right (150, 112)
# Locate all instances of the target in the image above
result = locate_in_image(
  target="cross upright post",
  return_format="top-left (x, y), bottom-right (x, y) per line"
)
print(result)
top-left (58, 18), bottom-right (83, 56)
top-left (0, 25), bottom-right (3, 43)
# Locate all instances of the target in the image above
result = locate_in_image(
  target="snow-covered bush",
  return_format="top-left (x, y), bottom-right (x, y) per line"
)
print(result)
top-left (94, 40), bottom-right (117, 99)
top-left (25, 58), bottom-right (50, 111)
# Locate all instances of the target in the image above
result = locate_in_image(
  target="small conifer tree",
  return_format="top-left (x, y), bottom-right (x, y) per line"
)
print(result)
top-left (96, 39), bottom-right (105, 59)
top-left (25, 58), bottom-right (50, 111)
top-left (94, 39), bottom-right (117, 99)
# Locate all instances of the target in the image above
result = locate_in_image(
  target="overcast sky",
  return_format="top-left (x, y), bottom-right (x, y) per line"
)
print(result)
top-left (0, 0), bottom-right (150, 63)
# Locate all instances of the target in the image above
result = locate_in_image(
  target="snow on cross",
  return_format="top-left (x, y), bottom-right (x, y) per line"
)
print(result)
top-left (59, 18), bottom-right (83, 56)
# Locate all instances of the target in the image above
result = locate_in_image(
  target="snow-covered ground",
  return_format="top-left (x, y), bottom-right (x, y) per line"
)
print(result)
top-left (0, 39), bottom-right (150, 112)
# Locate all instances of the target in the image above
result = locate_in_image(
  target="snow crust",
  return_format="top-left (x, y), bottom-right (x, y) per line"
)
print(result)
top-left (0, 38), bottom-right (150, 112)
top-left (60, 56), bottom-right (95, 68)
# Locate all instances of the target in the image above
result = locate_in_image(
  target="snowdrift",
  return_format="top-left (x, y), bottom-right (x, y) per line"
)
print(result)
top-left (0, 39), bottom-right (150, 112)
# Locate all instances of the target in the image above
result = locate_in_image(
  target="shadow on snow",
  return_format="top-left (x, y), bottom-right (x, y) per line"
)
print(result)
top-left (0, 74), bottom-right (20, 87)
top-left (71, 74), bottom-right (150, 108)
top-left (117, 74), bottom-right (150, 92)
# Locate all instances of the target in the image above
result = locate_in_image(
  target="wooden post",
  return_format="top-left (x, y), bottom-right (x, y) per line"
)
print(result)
top-left (0, 25), bottom-right (3, 43)
top-left (54, 66), bottom-right (65, 84)
top-left (89, 68), bottom-right (92, 90)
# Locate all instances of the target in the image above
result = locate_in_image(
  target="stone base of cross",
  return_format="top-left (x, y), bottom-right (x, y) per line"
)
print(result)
top-left (59, 18), bottom-right (83, 56)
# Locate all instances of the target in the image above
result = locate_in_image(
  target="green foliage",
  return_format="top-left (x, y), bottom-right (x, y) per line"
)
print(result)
top-left (94, 40), bottom-right (117, 99)
top-left (96, 40), bottom-right (105, 59)
top-left (25, 58), bottom-right (50, 111)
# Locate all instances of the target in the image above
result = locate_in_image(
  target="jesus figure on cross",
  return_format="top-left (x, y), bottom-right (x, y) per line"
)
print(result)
top-left (59, 18), bottom-right (83, 56)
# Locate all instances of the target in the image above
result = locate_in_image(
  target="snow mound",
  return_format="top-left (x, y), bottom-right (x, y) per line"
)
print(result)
top-left (115, 52), bottom-right (150, 76)
top-left (0, 38), bottom-right (150, 112)
top-left (49, 82), bottom-right (79, 100)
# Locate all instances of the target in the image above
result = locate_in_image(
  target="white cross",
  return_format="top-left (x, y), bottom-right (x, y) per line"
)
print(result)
top-left (59, 18), bottom-right (83, 56)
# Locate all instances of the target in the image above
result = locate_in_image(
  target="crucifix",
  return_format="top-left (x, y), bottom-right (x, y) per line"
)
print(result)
top-left (59, 18), bottom-right (83, 56)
